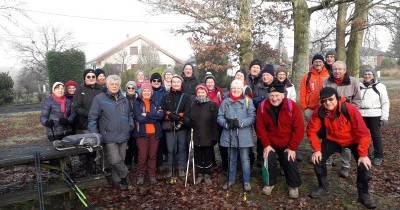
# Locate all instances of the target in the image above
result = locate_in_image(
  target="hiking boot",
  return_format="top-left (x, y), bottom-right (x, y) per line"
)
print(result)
top-left (222, 182), bottom-right (234, 190)
top-left (204, 174), bottom-right (212, 185)
top-left (244, 182), bottom-right (251, 191)
top-left (196, 174), bottom-right (204, 184)
top-left (372, 158), bottom-right (382, 166)
top-left (136, 176), bottom-right (144, 185)
top-left (149, 177), bottom-right (157, 184)
top-left (288, 187), bottom-right (299, 199)
top-left (339, 167), bottom-right (350, 178)
top-left (178, 169), bottom-right (185, 177)
top-left (310, 187), bottom-right (328, 198)
top-left (262, 185), bottom-right (275, 195)
top-left (358, 193), bottom-right (377, 209)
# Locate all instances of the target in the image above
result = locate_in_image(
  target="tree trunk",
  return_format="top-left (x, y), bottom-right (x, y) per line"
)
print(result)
top-left (292, 0), bottom-right (310, 89)
top-left (336, 3), bottom-right (348, 62)
top-left (237, 0), bottom-right (252, 69)
top-left (346, 0), bottom-right (368, 77)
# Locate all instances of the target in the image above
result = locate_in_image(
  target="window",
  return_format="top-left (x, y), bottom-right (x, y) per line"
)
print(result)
top-left (130, 46), bottom-right (138, 55)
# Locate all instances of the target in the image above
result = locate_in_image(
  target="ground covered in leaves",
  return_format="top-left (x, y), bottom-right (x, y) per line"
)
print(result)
top-left (0, 79), bottom-right (399, 209)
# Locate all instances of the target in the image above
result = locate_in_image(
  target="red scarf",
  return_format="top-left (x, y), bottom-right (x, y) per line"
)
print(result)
top-left (334, 77), bottom-right (343, 85)
top-left (229, 92), bottom-right (243, 102)
top-left (52, 93), bottom-right (67, 117)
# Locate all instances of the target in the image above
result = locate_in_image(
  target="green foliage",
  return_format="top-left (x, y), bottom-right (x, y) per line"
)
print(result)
top-left (0, 72), bottom-right (14, 105)
top-left (149, 67), bottom-right (165, 78)
top-left (121, 68), bottom-right (137, 88)
top-left (46, 49), bottom-right (86, 88)
top-left (380, 58), bottom-right (397, 69)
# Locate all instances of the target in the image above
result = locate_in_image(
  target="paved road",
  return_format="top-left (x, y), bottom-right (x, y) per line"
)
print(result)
top-left (0, 103), bottom-right (42, 115)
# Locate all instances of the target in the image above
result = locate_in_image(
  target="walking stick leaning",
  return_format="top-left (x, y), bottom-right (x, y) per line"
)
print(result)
top-left (34, 151), bottom-right (45, 210)
top-left (185, 129), bottom-right (195, 187)
top-left (62, 170), bottom-right (92, 209)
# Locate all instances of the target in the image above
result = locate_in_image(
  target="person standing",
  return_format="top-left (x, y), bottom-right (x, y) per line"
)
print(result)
top-left (181, 63), bottom-right (199, 97)
top-left (136, 70), bottom-right (146, 94)
top-left (133, 81), bottom-right (164, 185)
top-left (275, 66), bottom-right (296, 101)
top-left (218, 79), bottom-right (256, 192)
top-left (324, 50), bottom-right (336, 75)
top-left (163, 69), bottom-right (174, 91)
top-left (307, 87), bottom-right (376, 209)
top-left (124, 81), bottom-right (138, 168)
top-left (64, 80), bottom-right (78, 100)
top-left (246, 59), bottom-right (263, 91)
top-left (185, 84), bottom-right (219, 184)
top-left (359, 69), bottom-right (390, 166)
top-left (88, 75), bottom-right (132, 190)
top-left (95, 68), bottom-right (107, 92)
top-left (255, 84), bottom-right (304, 199)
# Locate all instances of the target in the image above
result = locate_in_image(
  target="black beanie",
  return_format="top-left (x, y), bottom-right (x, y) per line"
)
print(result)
top-left (268, 80), bottom-right (285, 93)
top-left (319, 87), bottom-right (339, 101)
top-left (261, 64), bottom-right (275, 76)
top-left (325, 50), bottom-right (336, 58)
top-left (150, 72), bottom-right (162, 82)
top-left (95, 68), bottom-right (105, 77)
top-left (312, 54), bottom-right (325, 63)
top-left (249, 59), bottom-right (262, 69)
top-left (235, 69), bottom-right (247, 78)
top-left (83, 69), bottom-right (96, 80)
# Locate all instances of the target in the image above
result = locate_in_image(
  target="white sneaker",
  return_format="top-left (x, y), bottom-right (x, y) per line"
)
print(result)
top-left (262, 185), bottom-right (275, 195)
top-left (288, 187), bottom-right (299, 199)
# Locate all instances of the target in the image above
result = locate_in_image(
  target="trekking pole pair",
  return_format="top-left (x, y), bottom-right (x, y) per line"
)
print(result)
top-left (184, 129), bottom-right (195, 187)
top-left (62, 170), bottom-right (93, 209)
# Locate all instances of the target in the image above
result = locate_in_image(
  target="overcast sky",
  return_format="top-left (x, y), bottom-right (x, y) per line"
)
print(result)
top-left (0, 0), bottom-right (193, 71)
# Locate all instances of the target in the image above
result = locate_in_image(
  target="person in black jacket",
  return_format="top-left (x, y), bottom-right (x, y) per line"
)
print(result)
top-left (185, 84), bottom-right (219, 184)
top-left (181, 63), bottom-right (199, 97)
top-left (124, 81), bottom-right (138, 168)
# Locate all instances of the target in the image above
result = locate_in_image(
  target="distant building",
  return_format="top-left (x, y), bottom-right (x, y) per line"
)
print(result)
top-left (87, 34), bottom-right (185, 72)
top-left (322, 47), bottom-right (388, 69)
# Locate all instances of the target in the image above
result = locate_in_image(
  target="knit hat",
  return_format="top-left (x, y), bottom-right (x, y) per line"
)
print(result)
top-left (235, 69), bottom-right (247, 78)
top-left (261, 64), bottom-right (275, 76)
top-left (83, 69), bottom-right (96, 80)
top-left (363, 68), bottom-right (376, 77)
top-left (249, 59), bottom-right (262, 69)
top-left (65, 80), bottom-right (78, 88)
top-left (95, 68), bottom-right (105, 77)
top-left (171, 74), bottom-right (184, 82)
top-left (164, 69), bottom-right (174, 76)
top-left (312, 54), bottom-right (325, 63)
top-left (125, 81), bottom-right (137, 90)
top-left (150, 73), bottom-right (162, 82)
top-left (325, 50), bottom-right (336, 58)
top-left (275, 66), bottom-right (288, 76)
top-left (140, 80), bottom-right (153, 95)
top-left (195, 83), bottom-right (209, 96)
top-left (268, 82), bottom-right (285, 93)
top-left (52, 82), bottom-right (64, 91)
top-left (204, 72), bottom-right (216, 83)
top-left (319, 87), bottom-right (339, 101)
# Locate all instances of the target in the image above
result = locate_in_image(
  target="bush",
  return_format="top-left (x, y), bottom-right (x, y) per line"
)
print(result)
top-left (0, 72), bottom-right (14, 105)
top-left (380, 58), bottom-right (397, 69)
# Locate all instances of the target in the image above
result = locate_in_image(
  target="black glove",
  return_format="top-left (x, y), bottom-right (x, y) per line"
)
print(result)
top-left (168, 112), bottom-right (180, 122)
top-left (59, 118), bottom-right (70, 126)
top-left (226, 118), bottom-right (235, 129)
top-left (44, 120), bottom-right (54, 128)
top-left (233, 119), bottom-right (240, 128)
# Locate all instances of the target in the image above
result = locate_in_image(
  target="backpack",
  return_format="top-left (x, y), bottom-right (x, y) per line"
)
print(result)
top-left (360, 82), bottom-right (380, 98)
top-left (53, 133), bottom-right (101, 152)
top-left (317, 101), bottom-right (350, 139)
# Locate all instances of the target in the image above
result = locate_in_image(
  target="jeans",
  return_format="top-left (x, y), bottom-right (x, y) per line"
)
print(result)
top-left (105, 142), bottom-right (129, 182)
top-left (165, 129), bottom-right (188, 169)
top-left (363, 117), bottom-right (383, 158)
top-left (227, 147), bottom-right (251, 183)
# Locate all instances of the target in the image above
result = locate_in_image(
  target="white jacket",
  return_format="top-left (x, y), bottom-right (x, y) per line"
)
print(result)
top-left (285, 85), bottom-right (297, 102)
top-left (359, 81), bottom-right (390, 120)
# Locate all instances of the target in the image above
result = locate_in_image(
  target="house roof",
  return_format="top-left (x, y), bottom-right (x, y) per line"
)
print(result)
top-left (87, 34), bottom-right (186, 65)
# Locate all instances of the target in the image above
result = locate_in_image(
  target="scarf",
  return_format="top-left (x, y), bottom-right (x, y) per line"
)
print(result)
top-left (52, 93), bottom-right (67, 117)
top-left (333, 77), bottom-right (344, 85)
top-left (195, 97), bottom-right (210, 104)
top-left (229, 92), bottom-right (243, 102)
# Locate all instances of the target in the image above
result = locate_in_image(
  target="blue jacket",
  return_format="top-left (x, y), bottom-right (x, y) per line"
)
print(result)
top-left (88, 91), bottom-right (132, 144)
top-left (152, 86), bottom-right (166, 107)
top-left (217, 97), bottom-right (256, 147)
top-left (40, 95), bottom-right (75, 136)
top-left (132, 97), bottom-right (164, 139)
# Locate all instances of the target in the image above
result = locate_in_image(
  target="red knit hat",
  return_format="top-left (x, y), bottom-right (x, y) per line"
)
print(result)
top-left (195, 83), bottom-right (208, 96)
top-left (65, 80), bottom-right (78, 88)
top-left (140, 80), bottom-right (153, 95)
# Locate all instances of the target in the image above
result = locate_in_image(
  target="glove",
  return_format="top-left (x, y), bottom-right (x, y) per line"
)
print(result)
top-left (233, 119), bottom-right (240, 128)
top-left (380, 120), bottom-right (388, 127)
top-left (226, 118), bottom-right (235, 129)
top-left (168, 112), bottom-right (180, 122)
top-left (59, 118), bottom-right (70, 126)
top-left (44, 120), bottom-right (54, 128)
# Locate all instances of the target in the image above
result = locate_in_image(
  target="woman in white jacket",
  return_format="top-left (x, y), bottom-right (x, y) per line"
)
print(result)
top-left (275, 66), bottom-right (296, 101)
top-left (359, 69), bottom-right (390, 166)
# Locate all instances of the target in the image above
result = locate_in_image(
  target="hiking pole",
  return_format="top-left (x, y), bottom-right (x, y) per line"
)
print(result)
top-left (62, 170), bottom-right (92, 209)
top-left (34, 151), bottom-right (45, 210)
top-left (236, 127), bottom-right (247, 201)
top-left (185, 129), bottom-right (195, 187)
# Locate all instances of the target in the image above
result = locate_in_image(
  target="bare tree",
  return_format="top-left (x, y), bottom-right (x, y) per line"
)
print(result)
top-left (136, 43), bottom-right (160, 76)
top-left (0, 0), bottom-right (27, 36)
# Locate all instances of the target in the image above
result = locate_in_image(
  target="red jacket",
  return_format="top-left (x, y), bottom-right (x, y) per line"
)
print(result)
top-left (306, 97), bottom-right (371, 157)
top-left (208, 86), bottom-right (224, 107)
top-left (255, 98), bottom-right (305, 151)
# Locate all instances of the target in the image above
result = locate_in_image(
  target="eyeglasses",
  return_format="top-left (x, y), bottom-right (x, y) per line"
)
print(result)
top-left (152, 79), bottom-right (160, 83)
top-left (127, 87), bottom-right (135, 90)
top-left (86, 75), bottom-right (96, 79)
top-left (321, 97), bottom-right (336, 104)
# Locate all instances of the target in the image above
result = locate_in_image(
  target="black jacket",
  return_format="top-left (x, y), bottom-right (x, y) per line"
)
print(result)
top-left (73, 84), bottom-right (103, 129)
top-left (182, 75), bottom-right (199, 96)
top-left (161, 89), bottom-right (191, 128)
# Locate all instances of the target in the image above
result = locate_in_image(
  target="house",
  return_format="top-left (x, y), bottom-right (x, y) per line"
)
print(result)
top-left (322, 47), bottom-right (388, 69)
top-left (87, 34), bottom-right (186, 72)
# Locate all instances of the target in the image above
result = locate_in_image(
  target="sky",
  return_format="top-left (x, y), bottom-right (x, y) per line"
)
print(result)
top-left (0, 0), bottom-right (194, 76)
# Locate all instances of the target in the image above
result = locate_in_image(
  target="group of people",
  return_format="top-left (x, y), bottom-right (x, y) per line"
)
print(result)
top-left (39, 51), bottom-right (389, 209)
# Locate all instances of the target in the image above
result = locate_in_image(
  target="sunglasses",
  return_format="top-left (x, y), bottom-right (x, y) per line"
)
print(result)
top-left (86, 75), bottom-right (96, 79)
top-left (152, 79), bottom-right (160, 83)
top-left (321, 97), bottom-right (336, 104)
top-left (127, 87), bottom-right (135, 90)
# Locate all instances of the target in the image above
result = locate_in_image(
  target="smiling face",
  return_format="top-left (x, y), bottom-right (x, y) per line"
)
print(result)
top-left (141, 88), bottom-right (152, 99)
top-left (250, 65), bottom-right (261, 77)
top-left (183, 65), bottom-right (193, 77)
top-left (53, 84), bottom-right (65, 98)
top-left (268, 91), bottom-right (284, 106)
top-left (97, 74), bottom-right (106, 86)
top-left (67, 86), bottom-right (76, 95)
top-left (262, 73), bottom-right (274, 84)
top-left (235, 72), bottom-right (245, 81)
top-left (85, 73), bottom-right (97, 86)
top-left (151, 78), bottom-right (161, 88)
top-left (230, 80), bottom-right (243, 97)
top-left (205, 78), bottom-right (215, 90)
top-left (136, 71), bottom-right (145, 82)
top-left (321, 95), bottom-right (338, 111)
top-left (276, 72), bottom-right (287, 82)
top-left (126, 86), bottom-right (136, 95)
top-left (106, 79), bottom-right (120, 95)
top-left (171, 77), bottom-right (182, 90)
top-left (312, 59), bottom-right (324, 71)
top-left (196, 88), bottom-right (207, 100)
top-left (326, 55), bottom-right (335, 65)
top-left (333, 63), bottom-right (346, 79)
top-left (164, 72), bottom-right (172, 82)
top-left (363, 71), bottom-right (374, 83)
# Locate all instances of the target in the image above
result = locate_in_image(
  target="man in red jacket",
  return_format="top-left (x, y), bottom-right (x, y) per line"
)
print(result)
top-left (256, 83), bottom-right (304, 199)
top-left (307, 87), bottom-right (376, 209)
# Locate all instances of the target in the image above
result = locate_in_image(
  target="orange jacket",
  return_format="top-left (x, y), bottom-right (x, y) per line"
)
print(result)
top-left (306, 97), bottom-right (371, 157)
top-left (299, 66), bottom-right (330, 110)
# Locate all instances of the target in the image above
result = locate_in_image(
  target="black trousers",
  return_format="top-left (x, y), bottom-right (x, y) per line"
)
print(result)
top-left (363, 117), bottom-right (383, 159)
top-left (314, 139), bottom-right (371, 194)
top-left (265, 148), bottom-right (301, 187)
top-left (194, 146), bottom-right (213, 174)
top-left (125, 135), bottom-right (138, 166)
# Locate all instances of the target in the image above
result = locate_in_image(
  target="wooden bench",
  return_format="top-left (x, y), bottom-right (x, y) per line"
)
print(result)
top-left (0, 142), bottom-right (107, 207)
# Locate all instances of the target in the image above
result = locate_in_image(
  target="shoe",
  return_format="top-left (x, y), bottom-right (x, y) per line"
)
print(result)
top-left (204, 174), bottom-right (212, 185)
top-left (136, 176), bottom-right (144, 185)
top-left (222, 182), bottom-right (234, 190)
top-left (339, 167), bottom-right (350, 178)
top-left (372, 158), bottom-right (382, 166)
top-left (114, 180), bottom-right (128, 190)
top-left (149, 177), bottom-right (157, 184)
top-left (262, 185), bottom-right (275, 195)
top-left (244, 182), bottom-right (251, 191)
top-left (178, 169), bottom-right (185, 177)
top-left (358, 193), bottom-right (377, 209)
top-left (288, 187), bottom-right (299, 199)
top-left (310, 187), bottom-right (328, 198)
top-left (196, 174), bottom-right (204, 184)
top-left (121, 175), bottom-right (131, 186)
